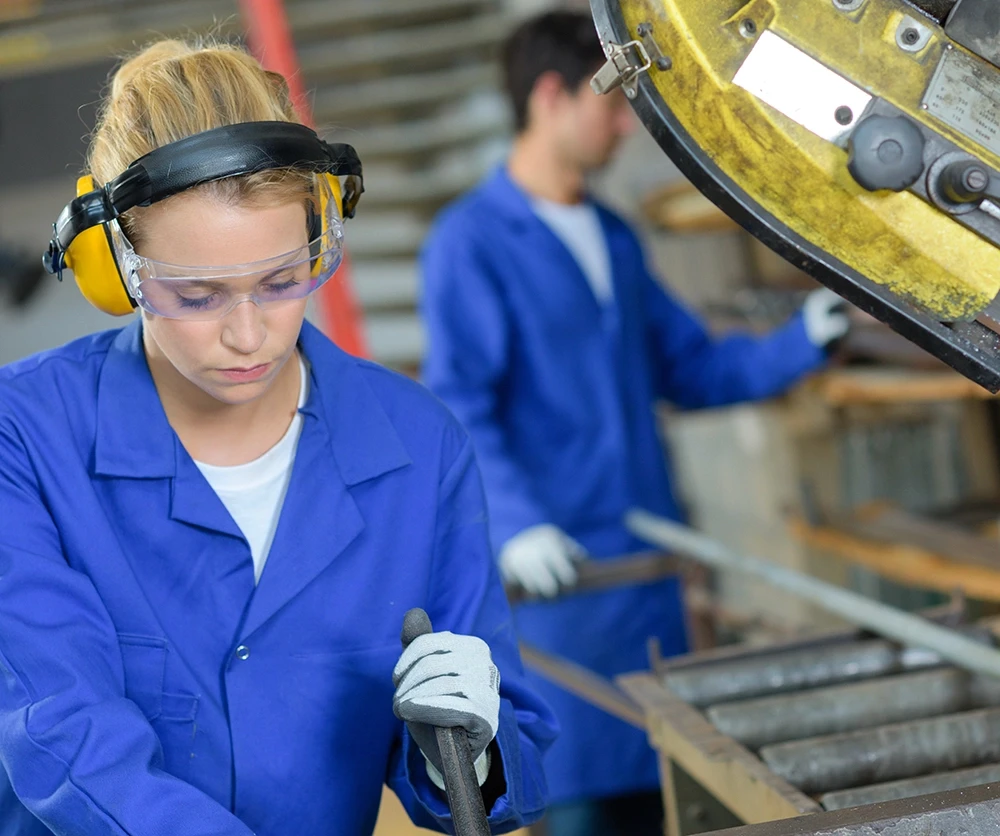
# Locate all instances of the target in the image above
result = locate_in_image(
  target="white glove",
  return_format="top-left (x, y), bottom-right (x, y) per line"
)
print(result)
top-left (393, 631), bottom-right (501, 788)
top-left (499, 524), bottom-right (586, 598)
top-left (802, 288), bottom-right (850, 348)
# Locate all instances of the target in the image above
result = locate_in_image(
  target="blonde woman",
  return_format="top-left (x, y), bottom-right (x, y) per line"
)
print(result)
top-left (0, 39), bottom-right (554, 836)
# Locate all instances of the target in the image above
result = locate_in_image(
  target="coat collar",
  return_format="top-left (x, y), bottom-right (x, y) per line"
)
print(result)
top-left (93, 319), bottom-right (410, 486)
top-left (94, 322), bottom-right (175, 478)
top-left (94, 320), bottom-right (412, 640)
top-left (479, 165), bottom-right (541, 228)
top-left (479, 164), bottom-right (609, 227)
top-left (480, 165), bottom-right (631, 322)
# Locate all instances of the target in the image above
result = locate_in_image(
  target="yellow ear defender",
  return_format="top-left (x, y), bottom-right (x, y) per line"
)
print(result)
top-left (44, 122), bottom-right (364, 316)
top-left (64, 175), bottom-right (135, 316)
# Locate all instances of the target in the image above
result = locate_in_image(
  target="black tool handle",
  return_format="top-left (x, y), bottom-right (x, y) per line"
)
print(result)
top-left (401, 608), bottom-right (492, 836)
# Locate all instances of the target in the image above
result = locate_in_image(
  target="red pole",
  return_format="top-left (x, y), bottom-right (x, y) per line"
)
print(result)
top-left (239, 0), bottom-right (370, 359)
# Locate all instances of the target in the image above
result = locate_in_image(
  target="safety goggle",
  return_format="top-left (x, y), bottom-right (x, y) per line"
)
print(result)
top-left (111, 177), bottom-right (345, 321)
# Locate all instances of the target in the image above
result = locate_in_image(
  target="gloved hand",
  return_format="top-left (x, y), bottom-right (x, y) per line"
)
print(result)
top-left (499, 524), bottom-right (586, 598)
top-left (393, 630), bottom-right (501, 788)
top-left (802, 288), bottom-right (850, 348)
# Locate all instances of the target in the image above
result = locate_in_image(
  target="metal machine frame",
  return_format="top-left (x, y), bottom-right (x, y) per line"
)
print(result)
top-left (589, 0), bottom-right (1000, 391)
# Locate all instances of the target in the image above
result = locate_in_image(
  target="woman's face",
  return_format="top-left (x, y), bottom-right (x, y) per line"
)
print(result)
top-left (137, 193), bottom-right (310, 407)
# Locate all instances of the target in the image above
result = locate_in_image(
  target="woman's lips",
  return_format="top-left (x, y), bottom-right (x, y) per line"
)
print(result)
top-left (219, 362), bottom-right (271, 382)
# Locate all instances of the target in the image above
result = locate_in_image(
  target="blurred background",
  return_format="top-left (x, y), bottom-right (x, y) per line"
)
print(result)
top-left (5, 1), bottom-right (1000, 833)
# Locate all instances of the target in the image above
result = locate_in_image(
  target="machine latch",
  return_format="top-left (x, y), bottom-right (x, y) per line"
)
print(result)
top-left (591, 38), bottom-right (652, 99)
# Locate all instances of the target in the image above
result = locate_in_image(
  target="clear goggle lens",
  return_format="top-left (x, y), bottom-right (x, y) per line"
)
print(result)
top-left (110, 178), bottom-right (344, 321)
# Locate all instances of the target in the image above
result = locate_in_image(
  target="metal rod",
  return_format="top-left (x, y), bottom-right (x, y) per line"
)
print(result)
top-left (504, 551), bottom-right (679, 605)
top-left (664, 638), bottom-right (942, 708)
top-left (708, 668), bottom-right (1000, 749)
top-left (519, 643), bottom-right (647, 730)
top-left (401, 609), bottom-right (491, 836)
top-left (627, 510), bottom-right (1000, 679)
top-left (760, 707), bottom-right (1000, 794)
top-left (820, 762), bottom-right (1000, 811)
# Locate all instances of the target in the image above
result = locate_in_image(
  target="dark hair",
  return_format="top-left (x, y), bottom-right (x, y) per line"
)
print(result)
top-left (501, 10), bottom-right (604, 133)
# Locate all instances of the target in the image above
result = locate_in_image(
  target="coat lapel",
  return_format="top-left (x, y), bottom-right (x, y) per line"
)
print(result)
top-left (238, 325), bottom-right (411, 640)
top-left (487, 168), bottom-right (607, 320)
top-left (94, 321), bottom-right (243, 539)
top-left (169, 442), bottom-right (245, 540)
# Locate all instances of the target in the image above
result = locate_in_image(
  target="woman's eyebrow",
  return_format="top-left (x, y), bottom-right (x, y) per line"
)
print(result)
top-left (169, 279), bottom-right (226, 292)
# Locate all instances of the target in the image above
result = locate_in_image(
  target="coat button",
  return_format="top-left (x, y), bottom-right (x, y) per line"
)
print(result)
top-left (235, 645), bottom-right (250, 661)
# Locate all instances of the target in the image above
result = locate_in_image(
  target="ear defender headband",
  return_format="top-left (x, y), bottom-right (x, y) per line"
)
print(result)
top-left (43, 121), bottom-right (364, 316)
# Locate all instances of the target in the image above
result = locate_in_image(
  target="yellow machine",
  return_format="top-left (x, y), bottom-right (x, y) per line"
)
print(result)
top-left (589, 0), bottom-right (1000, 390)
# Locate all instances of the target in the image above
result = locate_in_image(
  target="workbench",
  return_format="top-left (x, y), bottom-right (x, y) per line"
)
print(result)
top-left (616, 611), bottom-right (1000, 835)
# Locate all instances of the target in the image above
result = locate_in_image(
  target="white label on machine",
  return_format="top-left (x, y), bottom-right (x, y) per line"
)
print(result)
top-left (924, 46), bottom-right (1000, 160)
top-left (733, 30), bottom-right (873, 144)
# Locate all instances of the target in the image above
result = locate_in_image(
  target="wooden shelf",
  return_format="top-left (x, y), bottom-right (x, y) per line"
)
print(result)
top-left (801, 368), bottom-right (996, 406)
top-left (791, 511), bottom-right (1000, 603)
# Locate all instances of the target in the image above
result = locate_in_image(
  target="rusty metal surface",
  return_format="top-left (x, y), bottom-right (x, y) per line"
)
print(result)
top-left (707, 668), bottom-right (1000, 749)
top-left (658, 601), bottom-right (968, 674)
top-left (713, 781), bottom-right (1000, 835)
top-left (760, 707), bottom-right (1000, 794)
top-left (662, 638), bottom-right (943, 708)
top-left (606, 596), bottom-right (1000, 833)
top-left (820, 763), bottom-right (1000, 811)
top-left (620, 672), bottom-right (822, 823)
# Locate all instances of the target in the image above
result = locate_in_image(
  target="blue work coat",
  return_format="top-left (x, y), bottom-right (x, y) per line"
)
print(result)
top-left (420, 167), bottom-right (826, 804)
top-left (0, 319), bottom-right (556, 835)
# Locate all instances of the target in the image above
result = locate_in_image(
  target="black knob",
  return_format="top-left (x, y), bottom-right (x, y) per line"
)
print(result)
top-left (848, 116), bottom-right (926, 192)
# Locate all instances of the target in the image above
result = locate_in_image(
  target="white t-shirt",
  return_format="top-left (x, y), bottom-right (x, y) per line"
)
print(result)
top-left (195, 354), bottom-right (308, 583)
top-left (531, 197), bottom-right (613, 305)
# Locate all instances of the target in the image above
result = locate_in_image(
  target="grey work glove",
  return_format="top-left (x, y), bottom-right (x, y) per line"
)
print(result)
top-left (499, 524), bottom-right (587, 598)
top-left (802, 288), bottom-right (850, 348)
top-left (392, 631), bottom-right (501, 787)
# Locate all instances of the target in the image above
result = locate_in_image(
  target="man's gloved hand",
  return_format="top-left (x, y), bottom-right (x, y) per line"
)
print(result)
top-left (499, 524), bottom-right (586, 598)
top-left (802, 288), bottom-right (850, 349)
top-left (393, 631), bottom-right (501, 787)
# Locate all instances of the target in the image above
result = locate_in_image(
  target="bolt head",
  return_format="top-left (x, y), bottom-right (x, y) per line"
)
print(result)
top-left (964, 167), bottom-right (989, 192)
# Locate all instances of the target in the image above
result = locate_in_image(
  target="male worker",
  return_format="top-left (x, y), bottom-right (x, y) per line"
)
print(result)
top-left (420, 10), bottom-right (848, 835)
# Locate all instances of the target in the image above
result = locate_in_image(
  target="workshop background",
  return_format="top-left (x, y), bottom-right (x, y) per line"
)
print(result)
top-left (4, 1), bottom-right (1000, 834)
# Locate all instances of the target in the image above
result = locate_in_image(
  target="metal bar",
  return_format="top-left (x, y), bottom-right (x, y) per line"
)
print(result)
top-left (505, 552), bottom-right (678, 605)
top-left (663, 638), bottom-right (943, 708)
top-left (401, 609), bottom-right (490, 836)
top-left (657, 600), bottom-right (967, 674)
top-left (627, 510), bottom-right (1000, 679)
top-left (714, 780), bottom-right (1000, 835)
top-left (820, 763), bottom-right (1000, 811)
top-left (518, 643), bottom-right (646, 730)
top-left (708, 668), bottom-right (1000, 749)
top-left (760, 707), bottom-right (1000, 794)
